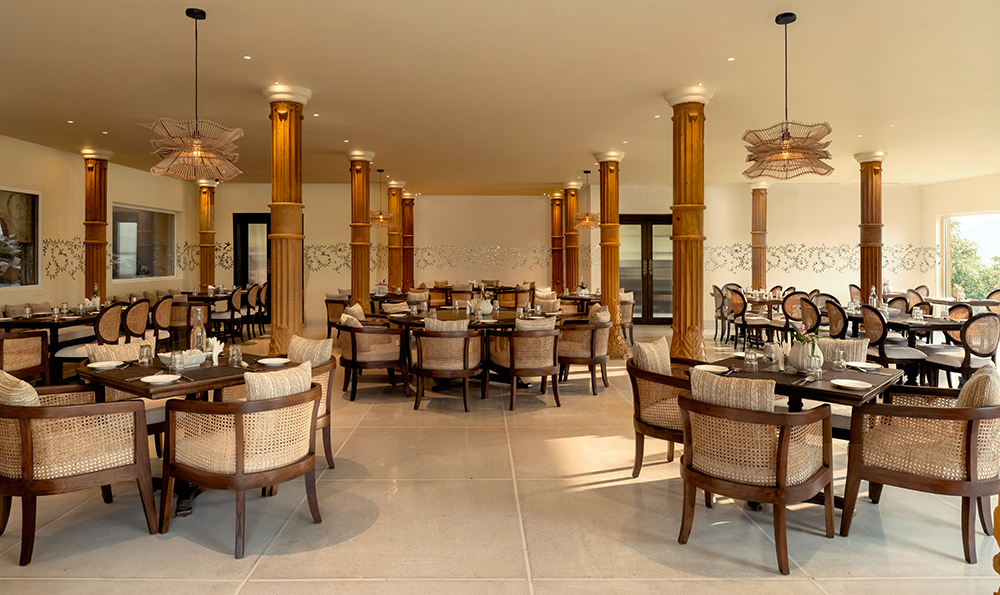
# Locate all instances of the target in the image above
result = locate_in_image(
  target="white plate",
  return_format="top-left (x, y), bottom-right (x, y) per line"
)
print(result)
top-left (528, 316), bottom-right (546, 320)
top-left (831, 378), bottom-right (872, 391)
top-left (61, 315), bottom-right (80, 320)
top-left (258, 357), bottom-right (290, 366)
top-left (0, 317), bottom-right (10, 321)
top-left (87, 360), bottom-right (123, 370)
top-left (846, 361), bottom-right (880, 370)
top-left (732, 352), bottom-right (746, 359)
top-left (475, 319), bottom-right (497, 324)
top-left (142, 374), bottom-right (180, 384)
top-left (388, 313), bottom-right (407, 318)
top-left (544, 312), bottom-right (560, 316)
top-left (694, 364), bottom-right (729, 374)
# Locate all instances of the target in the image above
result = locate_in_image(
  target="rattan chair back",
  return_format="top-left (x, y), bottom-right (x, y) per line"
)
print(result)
top-left (781, 291), bottom-right (808, 322)
top-left (887, 296), bottom-right (909, 313)
top-left (861, 305), bottom-right (888, 347)
top-left (246, 284), bottom-right (259, 311)
top-left (152, 295), bottom-right (173, 334)
top-left (988, 289), bottom-right (1000, 314)
top-left (946, 304), bottom-right (974, 343)
top-left (94, 303), bottom-right (123, 345)
top-left (414, 329), bottom-right (484, 372)
top-left (905, 289), bottom-right (923, 308)
top-left (960, 313), bottom-right (1000, 360)
top-left (800, 299), bottom-right (821, 334)
top-left (620, 300), bottom-right (634, 325)
top-left (849, 284), bottom-right (863, 302)
top-left (0, 330), bottom-right (49, 385)
top-left (825, 301), bottom-right (848, 339)
top-left (727, 288), bottom-right (748, 319)
top-left (915, 284), bottom-right (930, 297)
top-left (769, 285), bottom-right (783, 295)
top-left (812, 293), bottom-right (839, 310)
top-left (123, 299), bottom-right (150, 343)
top-left (428, 287), bottom-right (450, 307)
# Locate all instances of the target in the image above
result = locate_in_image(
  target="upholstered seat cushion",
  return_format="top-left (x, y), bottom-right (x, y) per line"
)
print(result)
top-left (926, 351), bottom-right (997, 371)
top-left (59, 326), bottom-right (96, 342)
top-left (382, 302), bottom-right (410, 314)
top-left (287, 336), bottom-right (334, 366)
top-left (916, 343), bottom-right (962, 356)
top-left (633, 336), bottom-right (671, 375)
top-left (244, 362), bottom-right (312, 402)
top-left (743, 316), bottom-right (771, 326)
top-left (211, 311), bottom-right (242, 319)
top-left (868, 346), bottom-right (926, 361)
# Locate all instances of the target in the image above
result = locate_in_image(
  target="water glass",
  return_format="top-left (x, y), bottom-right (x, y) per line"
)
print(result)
top-left (170, 351), bottom-right (184, 374)
top-left (229, 344), bottom-right (242, 367)
top-left (23, 306), bottom-right (31, 318)
top-left (808, 354), bottom-right (823, 379)
top-left (535, 305), bottom-right (542, 315)
top-left (419, 302), bottom-right (427, 313)
top-left (77, 303), bottom-right (85, 315)
top-left (138, 344), bottom-right (153, 366)
top-left (429, 308), bottom-right (437, 319)
top-left (912, 308), bottom-right (923, 321)
top-left (52, 307), bottom-right (60, 319)
top-left (411, 305), bottom-right (418, 316)
top-left (744, 349), bottom-right (759, 372)
top-left (475, 311), bottom-right (483, 322)
top-left (832, 347), bottom-right (846, 371)
top-left (516, 307), bottom-right (524, 318)
top-left (61, 301), bottom-right (68, 312)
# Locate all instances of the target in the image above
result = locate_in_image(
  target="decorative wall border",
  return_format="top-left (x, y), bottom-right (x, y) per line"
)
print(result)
top-left (414, 244), bottom-right (550, 271)
top-left (703, 243), bottom-right (939, 275)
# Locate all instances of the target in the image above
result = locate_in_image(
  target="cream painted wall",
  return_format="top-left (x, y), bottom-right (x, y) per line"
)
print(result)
top-left (0, 134), bottom-right (196, 310)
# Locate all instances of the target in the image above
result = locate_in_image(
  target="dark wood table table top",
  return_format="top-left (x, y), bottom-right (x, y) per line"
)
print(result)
top-left (0, 312), bottom-right (97, 329)
top-left (711, 356), bottom-right (904, 408)
top-left (186, 291), bottom-right (233, 303)
top-left (558, 293), bottom-right (601, 302)
top-left (924, 296), bottom-right (1000, 308)
top-left (384, 308), bottom-right (558, 329)
top-left (77, 353), bottom-right (295, 399)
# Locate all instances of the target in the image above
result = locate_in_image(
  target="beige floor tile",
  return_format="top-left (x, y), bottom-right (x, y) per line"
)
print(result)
top-left (816, 577), bottom-right (998, 594)
top-left (517, 477), bottom-right (811, 579)
top-left (359, 379), bottom-right (507, 426)
top-left (0, 579), bottom-right (240, 595)
top-left (241, 579), bottom-right (529, 595)
top-left (329, 426), bottom-right (512, 480)
top-left (500, 387), bottom-right (634, 428)
top-left (252, 480), bottom-right (526, 579)
top-left (532, 578), bottom-right (826, 594)
top-left (0, 489), bottom-right (99, 558)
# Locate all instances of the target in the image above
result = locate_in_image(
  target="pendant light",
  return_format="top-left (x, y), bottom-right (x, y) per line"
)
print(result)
top-left (142, 8), bottom-right (243, 182)
top-left (742, 12), bottom-right (833, 179)
top-left (575, 170), bottom-right (600, 230)
top-left (370, 169), bottom-right (393, 228)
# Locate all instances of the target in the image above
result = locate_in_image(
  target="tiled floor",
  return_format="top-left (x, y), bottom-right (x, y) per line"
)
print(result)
top-left (1, 325), bottom-right (997, 594)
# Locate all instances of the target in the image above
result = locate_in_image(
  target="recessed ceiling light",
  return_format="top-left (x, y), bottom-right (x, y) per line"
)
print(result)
top-left (623, 141), bottom-right (628, 144)
top-left (857, 134), bottom-right (863, 137)
top-left (312, 113), bottom-right (319, 117)
top-left (102, 131), bottom-right (108, 134)
top-left (343, 140), bottom-right (349, 143)
top-left (727, 57), bottom-right (735, 61)
top-left (654, 115), bottom-right (660, 118)
top-left (243, 56), bottom-right (251, 60)
top-left (890, 124), bottom-right (896, 127)
top-left (274, 81), bottom-right (279, 84)
top-left (67, 120), bottom-right (74, 124)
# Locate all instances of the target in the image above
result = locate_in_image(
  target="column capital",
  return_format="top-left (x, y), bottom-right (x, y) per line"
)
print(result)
top-left (749, 180), bottom-right (770, 190)
top-left (346, 150), bottom-right (376, 162)
top-left (550, 190), bottom-right (563, 200)
top-left (593, 151), bottom-right (625, 163)
top-left (402, 191), bottom-right (414, 200)
top-left (854, 151), bottom-right (887, 163)
top-left (262, 85), bottom-right (313, 105)
top-left (196, 179), bottom-right (220, 188)
top-left (562, 181), bottom-right (582, 190)
top-left (664, 86), bottom-right (714, 107)
top-left (80, 148), bottom-right (113, 161)
top-left (387, 180), bottom-right (406, 189)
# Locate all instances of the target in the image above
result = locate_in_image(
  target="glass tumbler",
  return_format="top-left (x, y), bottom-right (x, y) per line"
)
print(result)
top-left (744, 349), bottom-right (759, 372)
top-left (52, 307), bottom-right (60, 320)
top-left (170, 351), bottom-right (184, 374)
top-left (808, 354), bottom-right (823, 379)
top-left (832, 347), bottom-right (846, 371)
top-left (138, 344), bottom-right (153, 366)
top-left (23, 306), bottom-right (31, 318)
top-left (516, 307), bottom-right (524, 318)
top-left (229, 344), bottom-right (243, 367)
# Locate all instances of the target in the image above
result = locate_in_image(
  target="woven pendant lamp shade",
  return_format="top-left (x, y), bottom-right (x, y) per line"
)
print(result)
top-left (574, 211), bottom-right (600, 230)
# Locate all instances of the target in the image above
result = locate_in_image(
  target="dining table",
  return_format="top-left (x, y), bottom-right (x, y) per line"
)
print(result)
top-left (922, 296), bottom-right (1000, 309)
top-left (0, 311), bottom-right (99, 380)
top-left (185, 290), bottom-right (234, 306)
top-left (558, 293), bottom-right (601, 313)
top-left (746, 295), bottom-right (784, 320)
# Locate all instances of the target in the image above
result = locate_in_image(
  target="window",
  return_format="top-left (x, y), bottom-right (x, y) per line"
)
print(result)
top-left (111, 206), bottom-right (175, 279)
top-left (943, 213), bottom-right (1000, 299)
top-left (0, 189), bottom-right (39, 287)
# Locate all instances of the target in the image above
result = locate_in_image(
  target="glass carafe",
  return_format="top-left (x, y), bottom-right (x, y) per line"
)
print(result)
top-left (189, 309), bottom-right (207, 353)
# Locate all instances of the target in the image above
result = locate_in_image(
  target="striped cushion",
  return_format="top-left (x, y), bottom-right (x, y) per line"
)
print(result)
top-left (956, 363), bottom-right (1000, 408)
top-left (633, 336), bottom-right (671, 376)
top-left (345, 303), bottom-right (366, 321)
top-left (244, 362), bottom-right (312, 402)
top-left (87, 338), bottom-right (156, 363)
top-left (691, 368), bottom-right (775, 412)
top-left (287, 336), bottom-right (333, 366)
top-left (0, 369), bottom-right (39, 406)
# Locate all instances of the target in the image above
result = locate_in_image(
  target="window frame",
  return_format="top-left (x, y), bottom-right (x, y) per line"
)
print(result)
top-left (110, 202), bottom-right (178, 282)
top-left (0, 185), bottom-right (41, 290)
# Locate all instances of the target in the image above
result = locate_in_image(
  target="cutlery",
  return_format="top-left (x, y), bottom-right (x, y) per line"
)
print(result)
top-left (793, 375), bottom-right (815, 386)
top-left (722, 366), bottom-right (738, 377)
top-left (124, 370), bottom-right (164, 382)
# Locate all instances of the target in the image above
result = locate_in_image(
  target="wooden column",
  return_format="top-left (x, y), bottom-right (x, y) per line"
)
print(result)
top-left (550, 191), bottom-right (564, 293)
top-left (81, 149), bottom-right (112, 301)
top-left (595, 151), bottom-right (628, 359)
top-left (857, 151), bottom-right (886, 300)
top-left (263, 85), bottom-right (312, 355)
top-left (750, 181), bottom-right (769, 291)
top-left (348, 150), bottom-right (375, 312)
top-left (402, 191), bottom-right (415, 292)
top-left (563, 182), bottom-right (581, 291)
top-left (665, 86), bottom-right (713, 361)
top-left (387, 180), bottom-right (405, 291)
top-left (197, 179), bottom-right (218, 292)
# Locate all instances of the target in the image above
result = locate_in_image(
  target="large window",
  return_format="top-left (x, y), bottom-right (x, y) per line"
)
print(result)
top-left (112, 206), bottom-right (175, 279)
top-left (0, 189), bottom-right (39, 287)
top-left (944, 213), bottom-right (1000, 299)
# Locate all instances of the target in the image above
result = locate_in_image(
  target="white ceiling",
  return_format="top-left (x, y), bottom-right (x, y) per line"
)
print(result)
top-left (2, 0), bottom-right (998, 194)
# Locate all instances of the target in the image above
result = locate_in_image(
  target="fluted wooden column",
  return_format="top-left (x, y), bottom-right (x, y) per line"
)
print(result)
top-left (81, 149), bottom-right (112, 301)
top-left (550, 191), bottom-right (564, 293)
top-left (563, 182), bottom-right (581, 291)
top-left (857, 151), bottom-right (887, 300)
top-left (348, 150), bottom-right (375, 312)
top-left (665, 86), bottom-right (713, 361)
top-left (263, 85), bottom-right (311, 355)
top-left (387, 180), bottom-right (405, 291)
top-left (198, 179), bottom-right (218, 292)
top-left (402, 191), bottom-right (415, 292)
top-left (750, 181), bottom-right (769, 291)
top-left (595, 151), bottom-right (628, 359)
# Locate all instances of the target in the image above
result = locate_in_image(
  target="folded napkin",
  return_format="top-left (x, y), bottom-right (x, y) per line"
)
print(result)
top-left (83, 297), bottom-right (95, 307)
top-left (206, 337), bottom-right (224, 365)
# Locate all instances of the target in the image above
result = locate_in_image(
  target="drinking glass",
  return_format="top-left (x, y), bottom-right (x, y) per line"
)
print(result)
top-left (52, 307), bottom-right (60, 319)
top-left (61, 302), bottom-right (68, 312)
top-left (420, 302), bottom-right (427, 313)
top-left (912, 308), bottom-right (923, 321)
top-left (535, 305), bottom-right (542, 315)
top-left (411, 305), bottom-right (418, 315)
top-left (832, 347), bottom-right (846, 371)
top-left (170, 351), bottom-right (184, 374)
top-left (744, 349), bottom-right (759, 372)
top-left (475, 311), bottom-right (483, 322)
top-left (429, 308), bottom-right (437, 319)
top-left (138, 344), bottom-right (153, 366)
top-left (808, 354), bottom-right (823, 379)
top-left (516, 307), bottom-right (524, 318)
top-left (77, 303), bottom-right (85, 315)
top-left (23, 306), bottom-right (31, 318)
top-left (229, 344), bottom-right (242, 367)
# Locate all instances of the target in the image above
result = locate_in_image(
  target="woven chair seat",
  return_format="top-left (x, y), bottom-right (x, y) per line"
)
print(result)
top-left (418, 337), bottom-right (481, 371)
top-left (868, 346), bottom-right (926, 361)
top-left (926, 352), bottom-right (996, 370)
top-left (640, 398), bottom-right (682, 431)
top-left (211, 311), bottom-right (242, 320)
top-left (58, 327), bottom-right (96, 342)
top-left (743, 317), bottom-right (770, 326)
top-left (356, 342), bottom-right (401, 362)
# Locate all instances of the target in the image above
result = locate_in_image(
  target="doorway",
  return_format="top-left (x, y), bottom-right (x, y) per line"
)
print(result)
top-left (620, 214), bottom-right (673, 324)
top-left (233, 213), bottom-right (270, 321)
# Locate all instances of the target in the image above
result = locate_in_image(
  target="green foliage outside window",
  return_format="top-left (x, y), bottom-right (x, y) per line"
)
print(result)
top-left (949, 219), bottom-right (1000, 300)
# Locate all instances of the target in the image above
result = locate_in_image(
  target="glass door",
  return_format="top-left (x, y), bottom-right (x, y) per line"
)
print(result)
top-left (620, 214), bottom-right (673, 324)
top-left (233, 213), bottom-right (273, 322)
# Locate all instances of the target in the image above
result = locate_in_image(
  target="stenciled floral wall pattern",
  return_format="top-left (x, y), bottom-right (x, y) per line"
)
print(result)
top-left (703, 243), bottom-right (939, 275)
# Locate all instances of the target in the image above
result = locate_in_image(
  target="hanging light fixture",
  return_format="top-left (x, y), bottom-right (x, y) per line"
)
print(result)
top-left (142, 8), bottom-right (243, 182)
top-left (575, 170), bottom-right (600, 230)
top-left (742, 12), bottom-right (833, 180)
top-left (370, 169), bottom-right (393, 228)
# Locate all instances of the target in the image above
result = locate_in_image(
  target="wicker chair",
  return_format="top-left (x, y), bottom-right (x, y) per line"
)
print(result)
top-left (450, 284), bottom-right (474, 305)
top-left (145, 295), bottom-right (173, 348)
top-left (905, 289), bottom-right (923, 309)
top-left (0, 331), bottom-right (49, 386)
top-left (861, 305), bottom-right (926, 378)
top-left (849, 284), bottom-right (863, 303)
top-left (122, 299), bottom-right (150, 343)
top-left (557, 320), bottom-right (611, 395)
top-left (211, 288), bottom-right (243, 343)
top-left (337, 323), bottom-right (406, 401)
top-left (159, 384), bottom-right (323, 559)
top-left (428, 287), bottom-right (450, 308)
top-left (825, 301), bottom-right (849, 339)
top-left (168, 302), bottom-right (211, 351)
top-left (712, 285), bottom-right (727, 341)
top-left (0, 384), bottom-right (158, 565)
top-left (412, 329), bottom-right (486, 412)
top-left (924, 313), bottom-right (1000, 385)
top-left (626, 356), bottom-right (705, 477)
top-left (677, 371), bottom-right (834, 575)
top-left (52, 303), bottom-right (123, 374)
top-left (481, 279), bottom-right (500, 287)
top-left (816, 337), bottom-right (869, 362)
top-left (915, 284), bottom-right (931, 297)
top-left (325, 298), bottom-right (350, 338)
top-left (768, 291), bottom-right (808, 343)
top-left (840, 378), bottom-right (1000, 564)
top-left (619, 299), bottom-right (635, 345)
top-left (800, 299), bottom-right (822, 335)
top-left (240, 284), bottom-right (260, 339)
top-left (769, 285), bottom-right (783, 295)
top-left (406, 291), bottom-right (429, 308)
top-left (887, 296), bottom-right (909, 313)
top-left (728, 289), bottom-right (770, 350)
top-left (497, 287), bottom-right (531, 310)
top-left (486, 328), bottom-right (561, 411)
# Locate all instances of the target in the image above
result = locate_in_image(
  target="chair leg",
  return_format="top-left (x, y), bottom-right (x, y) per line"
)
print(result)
top-left (387, 368), bottom-right (396, 387)
top-left (0, 495), bottom-right (10, 535)
top-left (18, 495), bottom-right (37, 566)
top-left (666, 441), bottom-right (675, 463)
top-left (590, 365), bottom-right (597, 395)
top-left (159, 473), bottom-right (176, 534)
top-left (628, 326), bottom-right (634, 345)
top-left (235, 490), bottom-right (246, 559)
top-left (350, 369), bottom-right (359, 402)
top-left (481, 368), bottom-right (489, 399)
top-left (704, 491), bottom-right (714, 508)
top-left (541, 375), bottom-right (547, 394)
top-left (551, 374), bottom-right (561, 407)
top-left (979, 495), bottom-right (994, 536)
top-left (509, 377), bottom-right (516, 411)
top-left (632, 432), bottom-right (644, 478)
top-left (154, 433), bottom-right (163, 458)
top-left (678, 478), bottom-right (696, 544)
top-left (868, 482), bottom-right (884, 504)
top-left (304, 469), bottom-right (322, 523)
top-left (101, 485), bottom-right (114, 504)
top-left (342, 367), bottom-right (351, 392)
top-left (962, 496), bottom-right (977, 564)
top-left (824, 481), bottom-right (835, 538)
top-left (414, 376), bottom-right (424, 410)
top-left (600, 363), bottom-right (608, 387)
top-left (773, 503), bottom-right (790, 575)
top-left (840, 442), bottom-right (863, 537)
top-left (136, 475), bottom-right (158, 535)
top-left (462, 377), bottom-right (470, 412)
top-left (323, 425), bottom-right (335, 469)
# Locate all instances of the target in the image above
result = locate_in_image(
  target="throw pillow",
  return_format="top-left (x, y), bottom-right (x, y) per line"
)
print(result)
top-left (452, 284), bottom-right (472, 291)
top-left (534, 290), bottom-right (557, 301)
top-left (87, 338), bottom-right (156, 363)
top-left (144, 290), bottom-right (159, 303)
top-left (0, 369), bottom-right (40, 406)
top-left (338, 288), bottom-right (352, 295)
top-left (620, 291), bottom-right (634, 302)
top-left (537, 298), bottom-right (561, 313)
top-left (5, 303), bottom-right (28, 317)
top-left (326, 293), bottom-right (349, 301)
top-left (434, 280), bottom-right (449, 287)
top-left (589, 305), bottom-right (611, 324)
top-left (245, 362), bottom-right (312, 402)
top-left (382, 302), bottom-right (410, 314)
top-left (425, 318), bottom-right (469, 331)
top-left (417, 282), bottom-right (427, 289)
top-left (345, 303), bottom-right (366, 321)
top-left (340, 313), bottom-right (363, 328)
top-left (956, 363), bottom-right (1000, 408)
top-left (287, 335), bottom-right (333, 366)
top-left (633, 336), bottom-right (671, 375)
top-left (407, 291), bottom-right (428, 303)
top-left (28, 302), bottom-right (52, 313)
top-left (514, 317), bottom-right (556, 331)
top-left (690, 368), bottom-right (775, 412)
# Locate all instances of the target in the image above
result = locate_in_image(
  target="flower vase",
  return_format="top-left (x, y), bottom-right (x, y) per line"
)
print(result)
top-left (789, 341), bottom-right (823, 372)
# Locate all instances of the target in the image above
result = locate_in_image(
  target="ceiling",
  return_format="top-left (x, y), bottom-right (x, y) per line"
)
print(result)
top-left (2, 0), bottom-right (997, 194)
